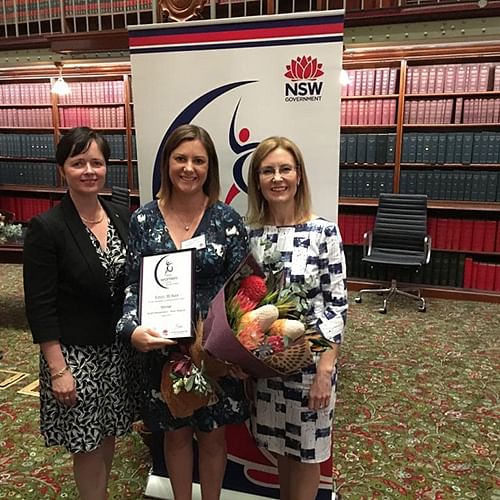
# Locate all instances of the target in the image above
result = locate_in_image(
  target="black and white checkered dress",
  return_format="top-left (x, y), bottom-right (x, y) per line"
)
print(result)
top-left (248, 218), bottom-right (348, 463)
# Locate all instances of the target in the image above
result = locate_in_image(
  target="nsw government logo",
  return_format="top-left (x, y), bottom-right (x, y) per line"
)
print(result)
top-left (284, 55), bottom-right (324, 103)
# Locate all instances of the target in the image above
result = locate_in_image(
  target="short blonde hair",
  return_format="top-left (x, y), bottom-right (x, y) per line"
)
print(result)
top-left (156, 124), bottom-right (220, 206)
top-left (246, 136), bottom-right (312, 226)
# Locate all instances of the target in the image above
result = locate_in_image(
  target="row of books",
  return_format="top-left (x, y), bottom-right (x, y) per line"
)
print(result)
top-left (58, 80), bottom-right (125, 105)
top-left (341, 67), bottom-right (399, 97)
top-left (0, 194), bottom-right (55, 222)
top-left (406, 63), bottom-right (500, 95)
top-left (1, 0), bottom-right (152, 22)
top-left (338, 213), bottom-right (375, 244)
top-left (464, 258), bottom-right (500, 291)
top-left (0, 132), bottom-right (136, 162)
top-left (401, 132), bottom-right (500, 165)
top-left (105, 164), bottom-right (130, 189)
top-left (0, 82), bottom-right (52, 105)
top-left (59, 107), bottom-right (126, 129)
top-left (0, 133), bottom-right (55, 159)
top-left (428, 218), bottom-right (500, 253)
top-left (459, 98), bottom-right (500, 124)
top-left (399, 169), bottom-right (499, 202)
top-left (64, 0), bottom-right (153, 16)
top-left (102, 133), bottom-right (137, 161)
top-left (339, 213), bottom-right (500, 253)
top-left (345, 245), bottom-right (500, 291)
top-left (339, 169), bottom-right (394, 198)
top-left (344, 245), bottom-right (466, 288)
top-left (404, 97), bottom-right (500, 125)
top-left (0, 108), bottom-right (52, 128)
top-left (340, 133), bottom-right (396, 165)
top-left (1, 0), bottom-right (61, 22)
top-left (0, 160), bottom-right (139, 189)
top-left (404, 98), bottom-right (454, 125)
top-left (0, 162), bottom-right (57, 186)
top-left (341, 98), bottom-right (397, 126)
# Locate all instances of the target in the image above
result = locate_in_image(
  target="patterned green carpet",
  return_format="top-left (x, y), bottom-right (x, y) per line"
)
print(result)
top-left (1, 263), bottom-right (498, 499)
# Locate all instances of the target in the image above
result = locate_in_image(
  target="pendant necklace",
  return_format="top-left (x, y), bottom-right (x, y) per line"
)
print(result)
top-left (170, 201), bottom-right (206, 232)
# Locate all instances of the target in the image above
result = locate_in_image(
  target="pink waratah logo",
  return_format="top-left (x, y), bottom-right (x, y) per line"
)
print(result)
top-left (284, 56), bottom-right (324, 81)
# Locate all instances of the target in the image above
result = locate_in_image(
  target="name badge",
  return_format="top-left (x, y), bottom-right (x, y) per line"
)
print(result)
top-left (181, 234), bottom-right (206, 250)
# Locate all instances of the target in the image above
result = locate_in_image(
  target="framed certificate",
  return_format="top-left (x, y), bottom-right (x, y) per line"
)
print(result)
top-left (139, 249), bottom-right (195, 340)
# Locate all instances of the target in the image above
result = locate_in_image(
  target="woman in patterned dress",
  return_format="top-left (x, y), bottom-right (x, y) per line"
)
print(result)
top-left (246, 136), bottom-right (348, 500)
top-left (117, 124), bottom-right (249, 500)
top-left (23, 127), bottom-right (135, 499)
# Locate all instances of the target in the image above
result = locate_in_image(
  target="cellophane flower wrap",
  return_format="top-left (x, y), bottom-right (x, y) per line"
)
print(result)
top-left (160, 318), bottom-right (229, 418)
top-left (202, 252), bottom-right (314, 378)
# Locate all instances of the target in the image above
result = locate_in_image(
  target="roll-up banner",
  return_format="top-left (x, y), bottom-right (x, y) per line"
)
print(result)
top-left (129, 11), bottom-right (343, 499)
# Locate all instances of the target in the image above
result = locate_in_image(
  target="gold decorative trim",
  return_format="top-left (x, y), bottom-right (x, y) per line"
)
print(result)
top-left (0, 370), bottom-right (29, 389)
top-left (158, 0), bottom-right (207, 22)
top-left (18, 379), bottom-right (40, 397)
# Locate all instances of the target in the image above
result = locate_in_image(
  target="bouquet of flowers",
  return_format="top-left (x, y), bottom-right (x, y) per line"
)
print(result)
top-left (203, 253), bottom-right (313, 378)
top-left (160, 318), bottom-right (230, 418)
top-left (0, 211), bottom-right (23, 245)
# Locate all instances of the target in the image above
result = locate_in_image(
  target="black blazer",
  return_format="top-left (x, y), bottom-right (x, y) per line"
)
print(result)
top-left (23, 193), bottom-right (130, 346)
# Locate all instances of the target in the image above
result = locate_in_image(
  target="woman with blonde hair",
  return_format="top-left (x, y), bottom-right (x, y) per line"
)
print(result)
top-left (246, 136), bottom-right (348, 500)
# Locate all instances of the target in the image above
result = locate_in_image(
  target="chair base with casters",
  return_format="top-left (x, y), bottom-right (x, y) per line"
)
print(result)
top-left (355, 278), bottom-right (426, 314)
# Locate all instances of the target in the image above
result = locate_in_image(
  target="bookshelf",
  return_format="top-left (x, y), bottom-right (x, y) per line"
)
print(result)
top-left (0, 64), bottom-right (138, 224)
top-left (340, 42), bottom-right (500, 302)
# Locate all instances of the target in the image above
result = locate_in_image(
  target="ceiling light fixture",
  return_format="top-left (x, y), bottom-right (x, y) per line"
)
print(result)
top-left (51, 61), bottom-right (71, 96)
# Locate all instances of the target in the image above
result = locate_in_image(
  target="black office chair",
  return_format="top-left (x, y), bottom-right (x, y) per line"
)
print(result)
top-left (355, 193), bottom-right (431, 314)
top-left (111, 186), bottom-right (131, 208)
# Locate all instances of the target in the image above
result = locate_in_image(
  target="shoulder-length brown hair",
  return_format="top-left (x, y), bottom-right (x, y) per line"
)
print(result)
top-left (156, 124), bottom-right (220, 205)
top-left (246, 136), bottom-right (312, 226)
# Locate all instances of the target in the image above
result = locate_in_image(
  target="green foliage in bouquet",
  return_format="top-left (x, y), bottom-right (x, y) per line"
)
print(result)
top-left (0, 212), bottom-right (23, 244)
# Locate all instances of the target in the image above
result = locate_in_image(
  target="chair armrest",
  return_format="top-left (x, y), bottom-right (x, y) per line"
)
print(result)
top-left (424, 235), bottom-right (432, 264)
top-left (362, 230), bottom-right (373, 257)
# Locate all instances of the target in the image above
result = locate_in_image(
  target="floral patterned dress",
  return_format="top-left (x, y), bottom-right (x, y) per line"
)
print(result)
top-left (117, 200), bottom-right (249, 432)
top-left (248, 218), bottom-right (348, 463)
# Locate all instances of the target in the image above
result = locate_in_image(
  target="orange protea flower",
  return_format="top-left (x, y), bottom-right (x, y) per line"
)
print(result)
top-left (232, 290), bottom-right (257, 313)
top-left (237, 320), bottom-right (265, 351)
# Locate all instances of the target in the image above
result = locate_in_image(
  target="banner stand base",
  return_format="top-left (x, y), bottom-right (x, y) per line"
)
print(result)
top-left (144, 470), bottom-right (339, 500)
top-left (144, 471), bottom-right (270, 499)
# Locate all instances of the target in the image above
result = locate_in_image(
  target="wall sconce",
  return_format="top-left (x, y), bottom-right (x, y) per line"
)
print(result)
top-left (51, 61), bottom-right (71, 96)
top-left (339, 69), bottom-right (351, 87)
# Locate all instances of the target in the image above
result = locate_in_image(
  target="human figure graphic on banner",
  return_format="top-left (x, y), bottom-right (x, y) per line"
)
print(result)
top-left (117, 124), bottom-right (249, 500)
top-left (245, 136), bottom-right (348, 500)
top-left (23, 127), bottom-right (136, 500)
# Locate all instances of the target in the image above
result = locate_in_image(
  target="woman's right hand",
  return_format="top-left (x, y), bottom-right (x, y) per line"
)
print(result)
top-left (131, 326), bottom-right (177, 352)
top-left (51, 369), bottom-right (77, 407)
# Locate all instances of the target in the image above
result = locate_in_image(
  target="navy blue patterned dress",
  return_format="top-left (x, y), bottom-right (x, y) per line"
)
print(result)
top-left (117, 200), bottom-right (249, 432)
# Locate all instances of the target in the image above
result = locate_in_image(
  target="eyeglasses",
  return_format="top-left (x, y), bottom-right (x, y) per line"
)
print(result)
top-left (258, 165), bottom-right (297, 179)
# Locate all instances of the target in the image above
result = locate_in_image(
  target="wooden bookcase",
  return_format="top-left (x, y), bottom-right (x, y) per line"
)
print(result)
top-left (0, 63), bottom-right (137, 223)
top-left (339, 42), bottom-right (500, 302)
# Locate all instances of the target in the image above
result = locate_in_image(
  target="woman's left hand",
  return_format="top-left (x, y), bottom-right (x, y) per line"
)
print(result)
top-left (308, 371), bottom-right (332, 411)
top-left (228, 364), bottom-right (249, 379)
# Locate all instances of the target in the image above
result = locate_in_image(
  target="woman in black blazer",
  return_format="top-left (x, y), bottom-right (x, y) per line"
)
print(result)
top-left (23, 127), bottom-right (135, 500)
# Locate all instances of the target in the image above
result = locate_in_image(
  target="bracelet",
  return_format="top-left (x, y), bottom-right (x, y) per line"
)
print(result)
top-left (51, 365), bottom-right (70, 380)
